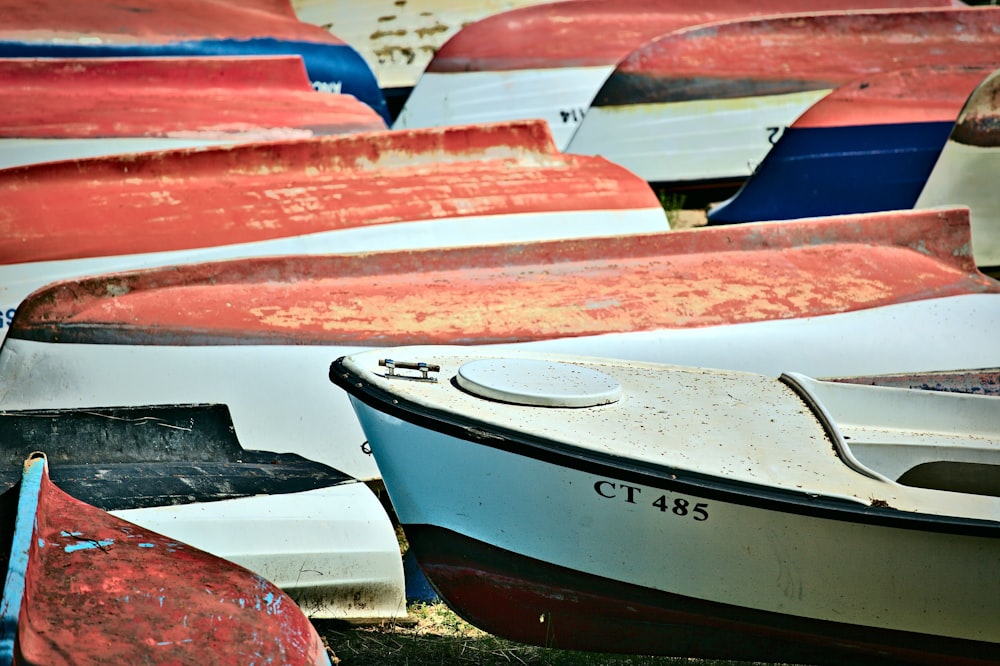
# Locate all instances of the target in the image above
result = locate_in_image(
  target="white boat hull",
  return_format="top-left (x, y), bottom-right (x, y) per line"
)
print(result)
top-left (1, 294), bottom-right (996, 482)
top-left (917, 142), bottom-right (1000, 269)
top-left (393, 67), bottom-right (613, 150)
top-left (566, 90), bottom-right (830, 184)
top-left (113, 484), bottom-right (406, 620)
top-left (333, 346), bottom-right (1000, 662)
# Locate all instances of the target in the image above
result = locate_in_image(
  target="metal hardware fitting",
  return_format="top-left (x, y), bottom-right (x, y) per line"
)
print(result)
top-left (379, 359), bottom-right (440, 382)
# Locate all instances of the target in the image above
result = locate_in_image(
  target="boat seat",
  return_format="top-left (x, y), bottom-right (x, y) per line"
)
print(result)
top-left (782, 373), bottom-right (1000, 497)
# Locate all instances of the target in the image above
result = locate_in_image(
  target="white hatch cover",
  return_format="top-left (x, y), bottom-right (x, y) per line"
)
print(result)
top-left (456, 358), bottom-right (622, 407)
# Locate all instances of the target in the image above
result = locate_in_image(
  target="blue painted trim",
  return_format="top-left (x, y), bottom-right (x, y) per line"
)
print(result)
top-left (0, 456), bottom-right (45, 666)
top-left (0, 38), bottom-right (389, 124)
top-left (708, 121), bottom-right (954, 223)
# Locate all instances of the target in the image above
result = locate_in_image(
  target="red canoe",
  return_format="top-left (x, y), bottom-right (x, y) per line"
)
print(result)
top-left (0, 56), bottom-right (386, 168)
top-left (0, 453), bottom-right (330, 666)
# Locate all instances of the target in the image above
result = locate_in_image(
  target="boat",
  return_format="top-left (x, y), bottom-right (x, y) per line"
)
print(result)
top-left (916, 67), bottom-right (1000, 272)
top-left (566, 6), bottom-right (1000, 204)
top-left (2, 206), bottom-right (997, 483)
top-left (393, 0), bottom-right (955, 150)
top-left (0, 55), bottom-right (387, 169)
top-left (330, 344), bottom-right (1000, 664)
top-left (0, 0), bottom-right (389, 122)
top-left (289, 0), bottom-right (553, 118)
top-left (0, 405), bottom-right (407, 621)
top-left (0, 453), bottom-right (332, 665)
top-left (0, 119), bottom-right (667, 341)
top-left (706, 65), bottom-right (993, 225)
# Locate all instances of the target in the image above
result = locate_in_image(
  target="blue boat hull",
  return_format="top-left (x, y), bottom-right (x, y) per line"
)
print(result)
top-left (708, 121), bottom-right (954, 223)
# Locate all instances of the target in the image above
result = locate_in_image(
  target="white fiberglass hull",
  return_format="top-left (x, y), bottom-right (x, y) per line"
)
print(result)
top-left (394, 67), bottom-right (614, 150)
top-left (917, 142), bottom-right (1000, 269)
top-left (0, 294), bottom-right (996, 481)
top-left (566, 90), bottom-right (830, 184)
top-left (113, 484), bottom-right (406, 620)
top-left (333, 346), bottom-right (1000, 661)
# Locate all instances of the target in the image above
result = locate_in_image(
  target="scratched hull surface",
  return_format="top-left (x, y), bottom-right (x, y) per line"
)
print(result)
top-left (0, 119), bottom-right (666, 340)
top-left (707, 66), bottom-right (992, 224)
top-left (0, 56), bottom-right (386, 169)
top-left (1, 208), bottom-right (998, 481)
top-left (917, 68), bottom-right (1000, 270)
top-left (0, 454), bottom-right (332, 665)
top-left (567, 7), bottom-right (1000, 187)
top-left (0, 0), bottom-right (388, 121)
top-left (291, 0), bottom-right (551, 99)
top-left (393, 0), bottom-right (955, 149)
top-left (331, 346), bottom-right (1000, 664)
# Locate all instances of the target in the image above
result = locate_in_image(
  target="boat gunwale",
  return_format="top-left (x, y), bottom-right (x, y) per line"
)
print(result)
top-left (330, 357), bottom-right (1000, 538)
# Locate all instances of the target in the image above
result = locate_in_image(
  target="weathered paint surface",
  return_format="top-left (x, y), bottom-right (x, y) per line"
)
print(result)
top-left (420, 0), bottom-right (957, 73)
top-left (11, 207), bottom-right (997, 345)
top-left (0, 0), bottom-right (388, 122)
top-left (0, 56), bottom-right (385, 139)
top-left (594, 7), bottom-right (1000, 106)
top-left (1, 0), bottom-right (307, 40)
top-left (4, 454), bottom-right (330, 666)
top-left (0, 120), bottom-right (660, 263)
top-left (291, 0), bottom-right (551, 89)
top-left (791, 65), bottom-right (994, 129)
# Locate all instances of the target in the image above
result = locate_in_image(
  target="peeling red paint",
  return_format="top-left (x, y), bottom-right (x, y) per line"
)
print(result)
top-left (792, 65), bottom-right (994, 129)
top-left (427, 0), bottom-right (955, 72)
top-left (12, 207), bottom-right (996, 346)
top-left (0, 56), bottom-right (385, 139)
top-left (1, 0), bottom-right (338, 44)
top-left (10, 455), bottom-right (329, 666)
top-left (597, 7), bottom-right (1000, 105)
top-left (0, 120), bottom-right (658, 263)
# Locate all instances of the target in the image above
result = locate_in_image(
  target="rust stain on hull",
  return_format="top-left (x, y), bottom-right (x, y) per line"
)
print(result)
top-left (13, 208), bottom-right (995, 346)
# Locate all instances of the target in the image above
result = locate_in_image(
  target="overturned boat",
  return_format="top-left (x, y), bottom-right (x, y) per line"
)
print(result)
top-left (567, 6), bottom-right (1000, 201)
top-left (0, 453), bottom-right (332, 665)
top-left (331, 345), bottom-right (1000, 665)
top-left (0, 405), bottom-right (406, 622)
top-left (0, 55), bottom-right (386, 169)
top-left (0, 0), bottom-right (389, 121)
top-left (393, 0), bottom-right (953, 150)
top-left (0, 119), bottom-right (666, 340)
top-left (1, 207), bottom-right (996, 483)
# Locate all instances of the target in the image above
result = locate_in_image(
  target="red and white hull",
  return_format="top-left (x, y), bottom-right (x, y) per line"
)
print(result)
top-left (333, 346), bottom-right (1000, 664)
top-left (0, 207), bottom-right (995, 481)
